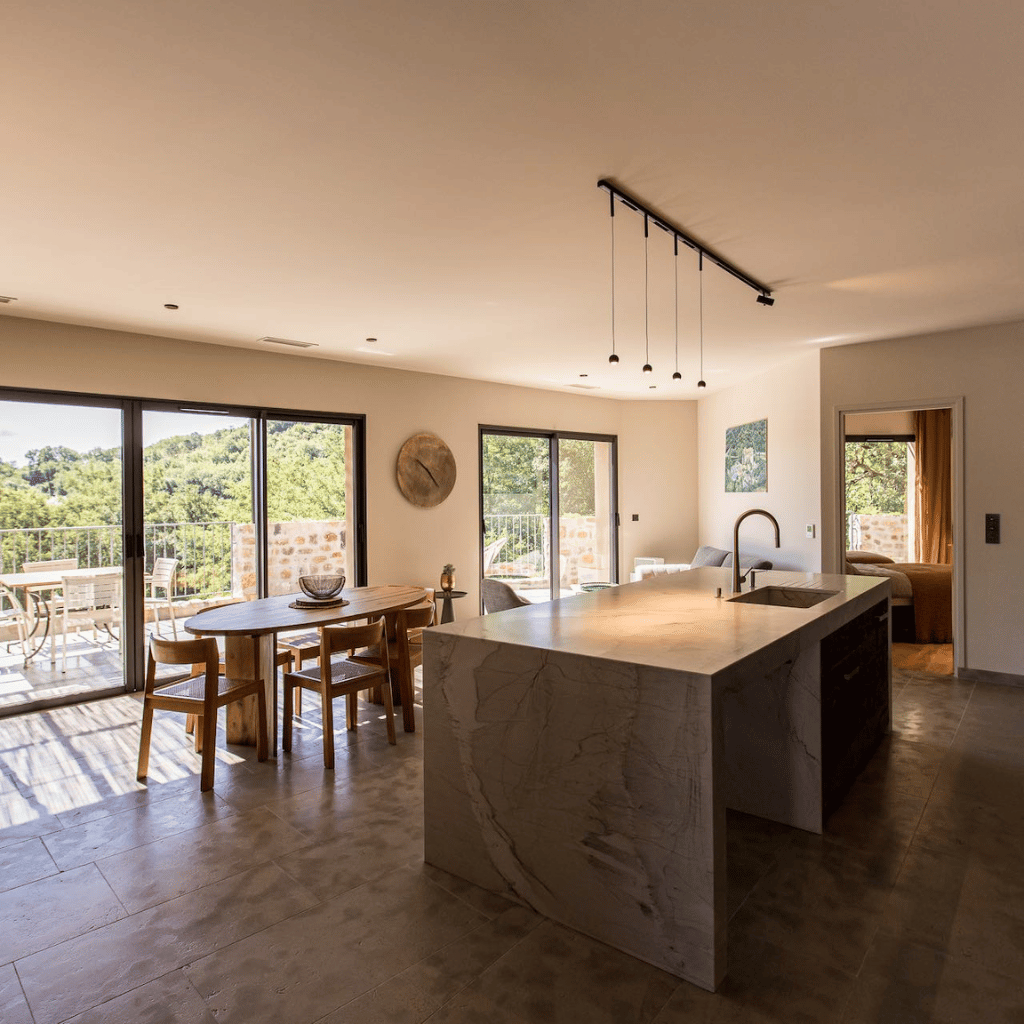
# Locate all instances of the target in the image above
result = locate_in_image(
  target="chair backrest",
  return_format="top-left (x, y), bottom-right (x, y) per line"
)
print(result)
top-left (149, 557), bottom-right (179, 589)
top-left (149, 635), bottom-right (219, 668)
top-left (62, 572), bottom-right (121, 614)
top-left (23, 558), bottom-right (79, 574)
top-left (483, 537), bottom-right (507, 572)
top-left (321, 617), bottom-right (386, 662)
top-left (482, 578), bottom-right (531, 613)
top-left (398, 601), bottom-right (436, 632)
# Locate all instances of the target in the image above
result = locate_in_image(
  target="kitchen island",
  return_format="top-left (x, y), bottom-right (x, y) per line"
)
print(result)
top-left (422, 568), bottom-right (891, 991)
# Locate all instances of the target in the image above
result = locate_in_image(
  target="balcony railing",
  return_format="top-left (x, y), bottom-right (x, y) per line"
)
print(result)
top-left (0, 522), bottom-right (234, 599)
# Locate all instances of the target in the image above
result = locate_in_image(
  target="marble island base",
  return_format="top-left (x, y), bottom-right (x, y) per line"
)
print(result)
top-left (422, 569), bottom-right (891, 991)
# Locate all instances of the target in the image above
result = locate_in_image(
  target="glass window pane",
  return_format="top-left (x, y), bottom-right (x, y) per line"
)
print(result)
top-left (559, 438), bottom-right (615, 588)
top-left (844, 439), bottom-right (911, 561)
top-left (142, 410), bottom-right (253, 617)
top-left (482, 434), bottom-right (552, 600)
top-left (0, 399), bottom-right (125, 710)
top-left (266, 420), bottom-right (354, 596)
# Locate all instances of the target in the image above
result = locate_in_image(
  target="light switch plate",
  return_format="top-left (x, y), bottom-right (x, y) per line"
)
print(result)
top-left (805, 524), bottom-right (815, 539)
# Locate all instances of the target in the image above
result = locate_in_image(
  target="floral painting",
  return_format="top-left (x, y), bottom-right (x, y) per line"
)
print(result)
top-left (725, 418), bottom-right (767, 492)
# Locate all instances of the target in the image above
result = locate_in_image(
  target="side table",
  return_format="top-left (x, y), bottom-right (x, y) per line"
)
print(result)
top-left (436, 589), bottom-right (467, 624)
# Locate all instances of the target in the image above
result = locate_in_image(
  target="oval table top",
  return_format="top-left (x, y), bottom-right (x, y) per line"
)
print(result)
top-left (183, 585), bottom-right (428, 637)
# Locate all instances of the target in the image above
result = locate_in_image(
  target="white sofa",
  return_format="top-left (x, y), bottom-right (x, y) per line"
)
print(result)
top-left (632, 545), bottom-right (774, 582)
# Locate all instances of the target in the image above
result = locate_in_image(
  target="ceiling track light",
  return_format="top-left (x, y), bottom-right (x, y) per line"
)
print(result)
top-left (597, 179), bottom-right (774, 305)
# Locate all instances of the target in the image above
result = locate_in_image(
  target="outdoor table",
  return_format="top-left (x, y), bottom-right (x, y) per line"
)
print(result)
top-left (184, 585), bottom-right (428, 752)
top-left (0, 566), bottom-right (124, 663)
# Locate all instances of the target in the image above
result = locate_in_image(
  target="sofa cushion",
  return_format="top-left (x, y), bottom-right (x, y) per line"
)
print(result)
top-left (689, 545), bottom-right (730, 567)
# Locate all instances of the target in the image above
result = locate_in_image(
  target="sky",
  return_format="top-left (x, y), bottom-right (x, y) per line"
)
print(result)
top-left (0, 402), bottom-right (248, 466)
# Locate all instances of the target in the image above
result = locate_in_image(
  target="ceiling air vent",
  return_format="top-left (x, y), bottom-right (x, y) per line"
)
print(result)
top-left (568, 382), bottom-right (600, 390)
top-left (258, 336), bottom-right (319, 349)
top-left (0, 295), bottom-right (17, 303)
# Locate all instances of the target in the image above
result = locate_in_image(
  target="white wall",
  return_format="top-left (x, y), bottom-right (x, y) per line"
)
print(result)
top-left (821, 319), bottom-right (1024, 677)
top-left (0, 315), bottom-right (697, 612)
top-left (697, 351), bottom-right (822, 571)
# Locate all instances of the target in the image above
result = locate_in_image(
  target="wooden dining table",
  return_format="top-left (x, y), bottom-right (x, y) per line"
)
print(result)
top-left (183, 585), bottom-right (428, 752)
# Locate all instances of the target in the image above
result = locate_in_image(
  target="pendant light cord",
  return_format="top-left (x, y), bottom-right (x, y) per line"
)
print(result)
top-left (644, 216), bottom-right (650, 368)
top-left (610, 196), bottom-right (616, 359)
top-left (674, 240), bottom-right (679, 374)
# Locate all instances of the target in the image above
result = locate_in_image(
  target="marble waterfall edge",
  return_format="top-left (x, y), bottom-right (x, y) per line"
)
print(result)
top-left (423, 631), bottom-right (727, 991)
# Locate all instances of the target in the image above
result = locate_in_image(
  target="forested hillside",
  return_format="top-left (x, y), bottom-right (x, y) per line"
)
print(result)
top-left (0, 421), bottom-right (349, 532)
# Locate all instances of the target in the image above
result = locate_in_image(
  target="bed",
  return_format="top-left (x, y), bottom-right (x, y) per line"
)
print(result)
top-left (845, 551), bottom-right (952, 644)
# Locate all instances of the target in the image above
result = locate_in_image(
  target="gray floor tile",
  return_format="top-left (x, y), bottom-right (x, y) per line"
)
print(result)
top-left (63, 969), bottom-right (218, 1024)
top-left (0, 862), bottom-right (127, 964)
top-left (842, 932), bottom-right (1024, 1024)
top-left (184, 865), bottom-right (487, 1024)
top-left (0, 963), bottom-right (34, 1024)
top-left (16, 861), bottom-right (316, 1024)
top-left (42, 785), bottom-right (233, 869)
top-left (0, 835), bottom-right (58, 893)
top-left (460, 918), bottom-right (678, 1024)
top-left (97, 805), bottom-right (311, 911)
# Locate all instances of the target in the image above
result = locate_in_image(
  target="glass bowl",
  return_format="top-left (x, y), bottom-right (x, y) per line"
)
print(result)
top-left (298, 574), bottom-right (346, 601)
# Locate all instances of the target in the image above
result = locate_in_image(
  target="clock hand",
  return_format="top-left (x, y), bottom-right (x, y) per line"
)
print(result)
top-left (415, 458), bottom-right (439, 486)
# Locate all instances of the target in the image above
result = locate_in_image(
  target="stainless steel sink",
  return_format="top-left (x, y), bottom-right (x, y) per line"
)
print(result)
top-left (728, 586), bottom-right (839, 608)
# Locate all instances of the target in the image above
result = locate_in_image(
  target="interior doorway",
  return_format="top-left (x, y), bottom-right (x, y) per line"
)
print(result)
top-left (837, 401), bottom-right (963, 676)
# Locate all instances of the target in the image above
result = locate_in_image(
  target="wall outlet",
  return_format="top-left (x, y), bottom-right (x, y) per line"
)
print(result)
top-left (631, 514), bottom-right (639, 522)
top-left (805, 524), bottom-right (816, 539)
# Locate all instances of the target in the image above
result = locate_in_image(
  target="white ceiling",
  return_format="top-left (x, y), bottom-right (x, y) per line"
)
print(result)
top-left (3, 0), bottom-right (1023, 398)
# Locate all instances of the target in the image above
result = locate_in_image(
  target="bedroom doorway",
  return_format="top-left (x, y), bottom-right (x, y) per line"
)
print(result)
top-left (839, 402), bottom-right (962, 676)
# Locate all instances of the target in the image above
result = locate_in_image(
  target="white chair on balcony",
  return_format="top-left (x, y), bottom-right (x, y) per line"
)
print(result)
top-left (1, 583), bottom-right (31, 666)
top-left (56, 571), bottom-right (121, 672)
top-left (144, 557), bottom-right (180, 638)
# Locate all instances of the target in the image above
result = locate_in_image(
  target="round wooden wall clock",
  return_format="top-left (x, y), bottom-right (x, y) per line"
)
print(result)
top-left (396, 432), bottom-right (457, 508)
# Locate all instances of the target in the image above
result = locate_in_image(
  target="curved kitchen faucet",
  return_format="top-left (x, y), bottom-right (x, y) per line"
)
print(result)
top-left (732, 509), bottom-right (781, 593)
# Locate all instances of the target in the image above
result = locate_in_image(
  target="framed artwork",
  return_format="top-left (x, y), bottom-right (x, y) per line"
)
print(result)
top-left (725, 418), bottom-right (767, 492)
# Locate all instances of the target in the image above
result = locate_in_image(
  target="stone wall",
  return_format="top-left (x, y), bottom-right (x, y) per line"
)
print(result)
top-left (559, 516), bottom-right (609, 585)
top-left (848, 514), bottom-right (909, 562)
top-left (231, 520), bottom-right (348, 599)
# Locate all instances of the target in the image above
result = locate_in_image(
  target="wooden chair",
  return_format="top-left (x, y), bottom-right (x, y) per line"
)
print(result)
top-left (282, 618), bottom-right (394, 767)
top-left (0, 583), bottom-right (31, 665)
top-left (144, 557), bottom-right (180, 638)
top-left (138, 635), bottom-right (268, 792)
top-left (385, 601), bottom-right (436, 732)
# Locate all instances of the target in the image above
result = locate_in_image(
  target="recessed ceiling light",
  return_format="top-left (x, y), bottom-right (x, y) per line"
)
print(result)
top-left (365, 337), bottom-right (377, 343)
top-left (0, 295), bottom-right (17, 303)
top-left (164, 303), bottom-right (179, 310)
top-left (258, 336), bottom-right (319, 349)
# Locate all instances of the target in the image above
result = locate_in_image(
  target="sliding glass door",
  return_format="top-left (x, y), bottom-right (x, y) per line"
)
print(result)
top-left (0, 395), bottom-right (126, 713)
top-left (1, 386), bottom-right (366, 710)
top-left (481, 428), bottom-right (617, 604)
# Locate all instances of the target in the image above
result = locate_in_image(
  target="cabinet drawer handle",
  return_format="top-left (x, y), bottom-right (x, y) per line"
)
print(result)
top-left (844, 666), bottom-right (861, 682)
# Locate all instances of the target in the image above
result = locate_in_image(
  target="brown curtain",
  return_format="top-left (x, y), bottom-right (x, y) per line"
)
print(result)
top-left (914, 408), bottom-right (953, 564)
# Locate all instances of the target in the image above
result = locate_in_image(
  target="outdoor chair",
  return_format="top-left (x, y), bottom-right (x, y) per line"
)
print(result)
top-left (144, 557), bottom-right (180, 638)
top-left (56, 571), bottom-right (121, 672)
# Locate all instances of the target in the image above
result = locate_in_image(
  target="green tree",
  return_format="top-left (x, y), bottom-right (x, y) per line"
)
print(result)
top-left (845, 441), bottom-right (908, 514)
